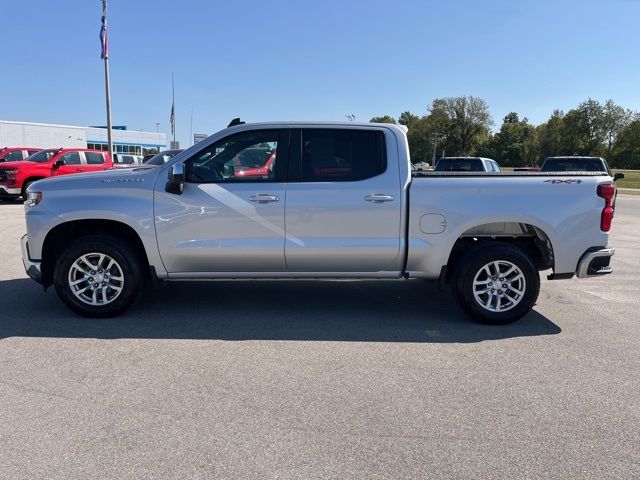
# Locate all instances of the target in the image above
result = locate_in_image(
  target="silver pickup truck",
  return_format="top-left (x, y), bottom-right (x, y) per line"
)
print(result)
top-left (21, 122), bottom-right (616, 324)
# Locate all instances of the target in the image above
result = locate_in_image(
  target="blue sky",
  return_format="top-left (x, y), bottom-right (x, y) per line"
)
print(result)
top-left (1, 0), bottom-right (638, 146)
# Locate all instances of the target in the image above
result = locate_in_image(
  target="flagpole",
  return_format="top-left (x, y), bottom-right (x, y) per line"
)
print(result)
top-left (101, 0), bottom-right (113, 160)
top-left (172, 73), bottom-right (176, 144)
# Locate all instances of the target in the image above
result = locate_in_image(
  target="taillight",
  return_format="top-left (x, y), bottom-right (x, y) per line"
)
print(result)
top-left (597, 183), bottom-right (616, 232)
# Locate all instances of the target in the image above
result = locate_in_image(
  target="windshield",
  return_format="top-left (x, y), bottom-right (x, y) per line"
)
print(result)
top-left (541, 158), bottom-right (606, 172)
top-left (434, 158), bottom-right (484, 172)
top-left (144, 150), bottom-right (182, 165)
top-left (27, 149), bottom-right (59, 163)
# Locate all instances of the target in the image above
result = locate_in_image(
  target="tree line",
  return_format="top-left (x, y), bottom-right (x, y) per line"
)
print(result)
top-left (371, 97), bottom-right (640, 168)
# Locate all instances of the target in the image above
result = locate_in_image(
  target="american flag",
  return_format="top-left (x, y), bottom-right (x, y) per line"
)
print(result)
top-left (170, 102), bottom-right (175, 135)
top-left (99, 14), bottom-right (108, 59)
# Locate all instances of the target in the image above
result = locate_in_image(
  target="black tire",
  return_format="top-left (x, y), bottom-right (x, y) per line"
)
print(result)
top-left (54, 235), bottom-right (144, 317)
top-left (21, 180), bottom-right (36, 200)
top-left (453, 242), bottom-right (540, 325)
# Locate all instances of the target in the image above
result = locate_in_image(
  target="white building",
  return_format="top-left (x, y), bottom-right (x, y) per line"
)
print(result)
top-left (0, 120), bottom-right (166, 156)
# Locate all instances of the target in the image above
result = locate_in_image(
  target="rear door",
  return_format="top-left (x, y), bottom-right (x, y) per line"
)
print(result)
top-left (284, 127), bottom-right (403, 273)
top-left (83, 151), bottom-right (108, 171)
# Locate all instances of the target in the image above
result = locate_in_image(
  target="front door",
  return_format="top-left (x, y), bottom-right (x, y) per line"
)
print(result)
top-left (154, 128), bottom-right (289, 274)
top-left (284, 128), bottom-right (403, 273)
top-left (53, 151), bottom-right (84, 176)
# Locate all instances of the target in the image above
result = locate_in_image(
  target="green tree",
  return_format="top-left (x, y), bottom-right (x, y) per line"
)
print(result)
top-left (369, 115), bottom-right (396, 124)
top-left (536, 110), bottom-right (564, 160)
top-left (398, 111), bottom-right (419, 129)
top-left (612, 119), bottom-right (640, 169)
top-left (602, 99), bottom-right (634, 159)
top-left (429, 96), bottom-right (493, 155)
top-left (479, 113), bottom-right (536, 167)
top-left (561, 99), bottom-right (606, 156)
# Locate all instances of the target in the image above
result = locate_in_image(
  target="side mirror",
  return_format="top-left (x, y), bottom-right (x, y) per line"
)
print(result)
top-left (165, 163), bottom-right (185, 194)
top-left (614, 172), bottom-right (625, 181)
top-left (53, 159), bottom-right (64, 168)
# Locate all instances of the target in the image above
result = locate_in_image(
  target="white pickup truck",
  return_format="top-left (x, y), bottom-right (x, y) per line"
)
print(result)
top-left (21, 122), bottom-right (616, 324)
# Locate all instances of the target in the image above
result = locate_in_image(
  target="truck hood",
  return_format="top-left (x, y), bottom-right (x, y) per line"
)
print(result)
top-left (31, 165), bottom-right (159, 192)
top-left (0, 160), bottom-right (33, 169)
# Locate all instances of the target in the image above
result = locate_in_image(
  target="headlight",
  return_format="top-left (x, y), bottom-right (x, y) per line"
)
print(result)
top-left (3, 168), bottom-right (18, 175)
top-left (25, 191), bottom-right (42, 208)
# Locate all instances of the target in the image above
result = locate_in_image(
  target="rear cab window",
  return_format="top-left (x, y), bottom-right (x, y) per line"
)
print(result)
top-left (435, 158), bottom-right (484, 172)
top-left (541, 158), bottom-right (607, 172)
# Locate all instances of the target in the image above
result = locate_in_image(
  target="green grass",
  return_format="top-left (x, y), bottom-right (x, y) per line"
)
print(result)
top-left (613, 169), bottom-right (640, 190)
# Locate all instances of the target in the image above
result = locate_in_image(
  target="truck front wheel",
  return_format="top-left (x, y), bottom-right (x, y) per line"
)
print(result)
top-left (54, 235), bottom-right (144, 317)
top-left (453, 243), bottom-right (540, 324)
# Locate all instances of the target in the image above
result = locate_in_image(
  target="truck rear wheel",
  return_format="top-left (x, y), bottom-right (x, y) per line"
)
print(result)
top-left (54, 235), bottom-right (143, 317)
top-left (453, 243), bottom-right (540, 324)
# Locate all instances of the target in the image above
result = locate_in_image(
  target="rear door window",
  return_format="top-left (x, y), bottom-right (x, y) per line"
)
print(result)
top-left (299, 129), bottom-right (386, 182)
top-left (85, 152), bottom-right (105, 165)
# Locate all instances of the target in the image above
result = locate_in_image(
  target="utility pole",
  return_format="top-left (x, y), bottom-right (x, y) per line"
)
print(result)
top-left (100, 0), bottom-right (113, 159)
top-left (431, 132), bottom-right (445, 165)
top-left (154, 122), bottom-right (159, 133)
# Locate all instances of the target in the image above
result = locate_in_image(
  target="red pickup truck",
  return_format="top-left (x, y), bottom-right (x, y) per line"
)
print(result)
top-left (0, 148), bottom-right (112, 200)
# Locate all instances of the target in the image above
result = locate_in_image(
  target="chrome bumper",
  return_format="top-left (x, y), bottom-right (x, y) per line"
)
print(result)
top-left (21, 235), bottom-right (42, 283)
top-left (0, 185), bottom-right (21, 196)
top-left (576, 248), bottom-right (615, 278)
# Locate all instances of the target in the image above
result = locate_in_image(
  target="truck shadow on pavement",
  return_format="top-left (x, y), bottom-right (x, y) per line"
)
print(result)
top-left (0, 278), bottom-right (561, 343)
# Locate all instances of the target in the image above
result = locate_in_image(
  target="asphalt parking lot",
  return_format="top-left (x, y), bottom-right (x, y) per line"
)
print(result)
top-left (0, 197), bottom-right (639, 479)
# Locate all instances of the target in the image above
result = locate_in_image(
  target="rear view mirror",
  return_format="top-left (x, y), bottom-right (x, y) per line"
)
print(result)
top-left (614, 172), bottom-right (624, 181)
top-left (166, 163), bottom-right (185, 194)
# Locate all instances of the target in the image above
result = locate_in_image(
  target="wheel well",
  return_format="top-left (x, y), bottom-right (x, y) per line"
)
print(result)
top-left (445, 223), bottom-right (554, 283)
top-left (22, 177), bottom-right (46, 194)
top-left (41, 220), bottom-right (149, 287)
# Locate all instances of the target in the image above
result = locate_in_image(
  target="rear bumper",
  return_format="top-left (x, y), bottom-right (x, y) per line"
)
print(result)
top-left (21, 235), bottom-right (42, 284)
top-left (576, 248), bottom-right (615, 278)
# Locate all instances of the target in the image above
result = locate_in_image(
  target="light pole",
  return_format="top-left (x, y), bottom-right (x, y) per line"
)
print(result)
top-left (154, 122), bottom-right (159, 133)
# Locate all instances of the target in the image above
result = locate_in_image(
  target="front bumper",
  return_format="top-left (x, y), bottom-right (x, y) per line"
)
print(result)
top-left (21, 235), bottom-right (42, 283)
top-left (576, 248), bottom-right (615, 278)
top-left (0, 185), bottom-right (21, 196)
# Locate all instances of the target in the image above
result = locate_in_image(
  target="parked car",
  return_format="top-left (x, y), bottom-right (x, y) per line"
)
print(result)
top-left (21, 122), bottom-right (615, 324)
top-left (414, 162), bottom-right (431, 171)
top-left (434, 157), bottom-right (501, 172)
top-left (540, 156), bottom-right (624, 181)
top-left (143, 149), bottom-right (184, 166)
top-left (0, 147), bottom-right (42, 163)
top-left (0, 148), bottom-right (112, 200)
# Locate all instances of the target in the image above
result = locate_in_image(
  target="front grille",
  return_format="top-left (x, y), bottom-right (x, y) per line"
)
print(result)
top-left (0, 171), bottom-right (7, 182)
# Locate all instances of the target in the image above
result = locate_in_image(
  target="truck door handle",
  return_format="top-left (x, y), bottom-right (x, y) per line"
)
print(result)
top-left (365, 193), bottom-right (395, 203)
top-left (249, 194), bottom-right (280, 203)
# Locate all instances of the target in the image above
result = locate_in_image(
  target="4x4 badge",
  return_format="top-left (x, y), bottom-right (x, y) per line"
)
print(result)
top-left (544, 179), bottom-right (582, 184)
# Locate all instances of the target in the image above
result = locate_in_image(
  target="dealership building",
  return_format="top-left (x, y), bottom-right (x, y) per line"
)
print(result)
top-left (0, 120), bottom-right (167, 156)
